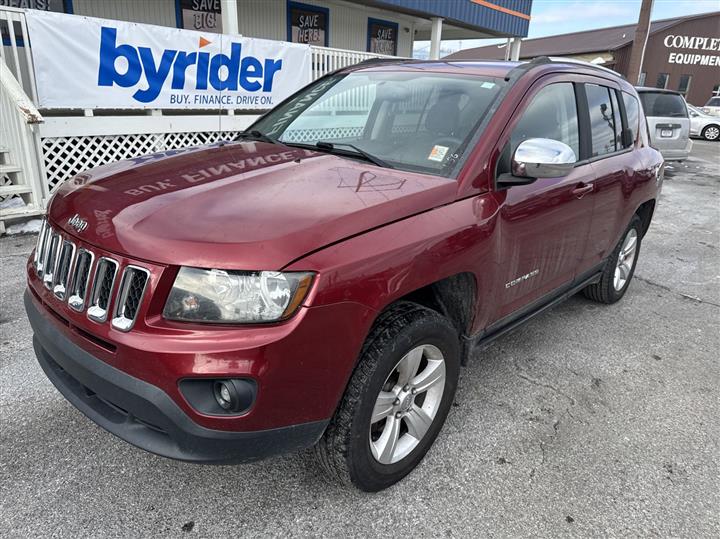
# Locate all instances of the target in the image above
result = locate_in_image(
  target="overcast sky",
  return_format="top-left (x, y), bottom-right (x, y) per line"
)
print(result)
top-left (413, 0), bottom-right (720, 58)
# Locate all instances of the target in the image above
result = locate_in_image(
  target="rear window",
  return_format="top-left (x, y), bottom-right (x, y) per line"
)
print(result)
top-left (622, 92), bottom-right (640, 145)
top-left (706, 97), bottom-right (720, 107)
top-left (638, 92), bottom-right (687, 118)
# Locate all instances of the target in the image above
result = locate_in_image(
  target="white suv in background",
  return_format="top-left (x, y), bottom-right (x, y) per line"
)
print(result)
top-left (636, 87), bottom-right (691, 161)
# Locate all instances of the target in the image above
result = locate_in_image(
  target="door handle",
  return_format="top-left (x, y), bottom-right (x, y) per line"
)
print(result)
top-left (571, 183), bottom-right (594, 199)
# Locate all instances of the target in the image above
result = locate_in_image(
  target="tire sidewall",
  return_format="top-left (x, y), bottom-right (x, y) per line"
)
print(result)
top-left (606, 216), bottom-right (642, 302)
top-left (347, 314), bottom-right (460, 491)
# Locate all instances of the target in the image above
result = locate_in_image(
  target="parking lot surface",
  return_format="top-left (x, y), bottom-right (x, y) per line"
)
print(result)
top-left (1, 140), bottom-right (718, 538)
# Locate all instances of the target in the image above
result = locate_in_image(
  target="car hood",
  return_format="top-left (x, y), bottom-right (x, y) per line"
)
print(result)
top-left (49, 141), bottom-right (458, 269)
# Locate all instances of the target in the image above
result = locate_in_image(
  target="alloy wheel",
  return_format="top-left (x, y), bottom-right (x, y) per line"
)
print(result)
top-left (704, 126), bottom-right (719, 141)
top-left (369, 344), bottom-right (446, 464)
top-left (614, 228), bottom-right (638, 291)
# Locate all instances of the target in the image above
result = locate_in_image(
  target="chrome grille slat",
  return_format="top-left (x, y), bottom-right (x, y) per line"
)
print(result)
top-left (87, 257), bottom-right (119, 323)
top-left (68, 249), bottom-right (94, 312)
top-left (42, 233), bottom-right (62, 289)
top-left (111, 266), bottom-right (150, 332)
top-left (52, 241), bottom-right (76, 300)
top-left (33, 219), bottom-right (48, 272)
top-left (36, 223), bottom-right (53, 277)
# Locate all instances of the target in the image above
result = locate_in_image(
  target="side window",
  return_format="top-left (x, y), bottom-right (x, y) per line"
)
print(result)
top-left (511, 82), bottom-right (579, 160)
top-left (585, 84), bottom-right (617, 157)
top-left (622, 92), bottom-right (640, 146)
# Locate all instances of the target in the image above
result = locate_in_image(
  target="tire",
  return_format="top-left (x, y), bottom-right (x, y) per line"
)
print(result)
top-left (583, 215), bottom-right (642, 304)
top-left (701, 125), bottom-right (720, 141)
top-left (314, 301), bottom-right (460, 492)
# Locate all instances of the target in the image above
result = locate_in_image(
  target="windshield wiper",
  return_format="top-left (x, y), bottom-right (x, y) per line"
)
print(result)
top-left (235, 129), bottom-right (278, 145)
top-left (312, 141), bottom-right (393, 169)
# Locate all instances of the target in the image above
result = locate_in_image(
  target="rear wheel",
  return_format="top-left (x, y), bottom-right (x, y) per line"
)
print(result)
top-left (701, 125), bottom-right (720, 141)
top-left (314, 302), bottom-right (460, 492)
top-left (583, 215), bottom-right (642, 304)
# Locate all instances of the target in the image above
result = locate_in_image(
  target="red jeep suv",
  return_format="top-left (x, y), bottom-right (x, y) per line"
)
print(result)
top-left (25, 58), bottom-right (663, 491)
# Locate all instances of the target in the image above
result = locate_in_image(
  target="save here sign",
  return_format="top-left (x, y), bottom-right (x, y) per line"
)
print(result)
top-left (25, 11), bottom-right (312, 109)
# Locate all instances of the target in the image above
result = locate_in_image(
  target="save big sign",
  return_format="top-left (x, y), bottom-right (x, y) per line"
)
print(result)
top-left (25, 11), bottom-right (311, 109)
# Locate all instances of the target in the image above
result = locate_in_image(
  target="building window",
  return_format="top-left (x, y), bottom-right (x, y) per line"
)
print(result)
top-left (638, 72), bottom-right (646, 86)
top-left (655, 73), bottom-right (669, 89)
top-left (287, 1), bottom-right (329, 47)
top-left (367, 18), bottom-right (398, 56)
top-left (712, 84), bottom-right (720, 97)
top-left (677, 75), bottom-right (692, 96)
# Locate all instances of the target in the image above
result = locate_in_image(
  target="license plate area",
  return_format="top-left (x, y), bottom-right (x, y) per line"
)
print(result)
top-left (660, 129), bottom-right (673, 137)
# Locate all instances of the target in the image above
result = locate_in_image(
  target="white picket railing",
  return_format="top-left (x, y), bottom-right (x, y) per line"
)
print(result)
top-left (0, 5), bottom-right (37, 102)
top-left (309, 45), bottom-right (398, 79)
top-left (0, 6), bottom-right (402, 229)
top-left (0, 62), bottom-right (47, 223)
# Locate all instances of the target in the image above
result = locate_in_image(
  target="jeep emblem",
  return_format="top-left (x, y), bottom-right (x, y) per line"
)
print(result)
top-left (67, 214), bottom-right (88, 233)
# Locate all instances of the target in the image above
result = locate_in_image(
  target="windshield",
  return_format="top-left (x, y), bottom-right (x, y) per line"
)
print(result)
top-left (251, 70), bottom-right (505, 176)
top-left (706, 97), bottom-right (720, 107)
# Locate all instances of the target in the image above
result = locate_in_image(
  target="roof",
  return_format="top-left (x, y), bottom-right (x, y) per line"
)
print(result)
top-left (360, 0), bottom-right (532, 38)
top-left (444, 11), bottom-right (720, 60)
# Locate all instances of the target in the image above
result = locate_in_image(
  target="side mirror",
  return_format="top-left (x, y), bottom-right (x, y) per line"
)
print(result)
top-left (497, 138), bottom-right (576, 188)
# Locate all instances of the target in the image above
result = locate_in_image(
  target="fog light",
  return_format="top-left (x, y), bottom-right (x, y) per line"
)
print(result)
top-left (214, 380), bottom-right (237, 411)
top-left (180, 378), bottom-right (256, 416)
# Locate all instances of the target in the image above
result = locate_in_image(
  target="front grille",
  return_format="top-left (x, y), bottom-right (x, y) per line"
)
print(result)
top-left (33, 220), bottom-right (151, 330)
top-left (87, 258), bottom-right (119, 323)
top-left (111, 266), bottom-right (149, 332)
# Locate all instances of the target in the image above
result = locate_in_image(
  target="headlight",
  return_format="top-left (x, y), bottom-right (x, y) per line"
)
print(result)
top-left (163, 267), bottom-right (314, 323)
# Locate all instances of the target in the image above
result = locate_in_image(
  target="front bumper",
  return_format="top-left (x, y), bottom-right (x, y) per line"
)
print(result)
top-left (26, 290), bottom-right (327, 463)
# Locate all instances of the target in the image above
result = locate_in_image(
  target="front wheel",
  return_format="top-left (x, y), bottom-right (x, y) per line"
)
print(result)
top-left (701, 125), bottom-right (720, 141)
top-left (314, 302), bottom-right (460, 491)
top-left (583, 215), bottom-right (642, 304)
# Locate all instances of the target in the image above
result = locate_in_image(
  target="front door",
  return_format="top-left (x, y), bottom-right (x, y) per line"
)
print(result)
top-left (491, 81), bottom-right (595, 323)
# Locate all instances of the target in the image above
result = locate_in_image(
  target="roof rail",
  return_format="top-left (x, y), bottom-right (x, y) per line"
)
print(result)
top-left (546, 56), bottom-right (625, 78)
top-left (503, 55), bottom-right (624, 81)
top-left (355, 57), bottom-right (418, 66)
top-left (503, 56), bottom-right (552, 81)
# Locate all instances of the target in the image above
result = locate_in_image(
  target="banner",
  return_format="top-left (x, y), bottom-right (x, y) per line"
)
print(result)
top-left (25, 11), bottom-right (312, 110)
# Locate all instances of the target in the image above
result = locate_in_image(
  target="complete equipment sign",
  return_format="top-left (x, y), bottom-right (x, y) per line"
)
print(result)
top-left (25, 11), bottom-right (311, 109)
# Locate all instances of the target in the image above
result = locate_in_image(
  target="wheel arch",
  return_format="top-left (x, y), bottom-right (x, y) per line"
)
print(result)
top-left (374, 272), bottom-right (478, 364)
top-left (635, 198), bottom-right (656, 238)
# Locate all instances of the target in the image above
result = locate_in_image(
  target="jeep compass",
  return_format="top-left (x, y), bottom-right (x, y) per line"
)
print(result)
top-left (25, 58), bottom-right (663, 491)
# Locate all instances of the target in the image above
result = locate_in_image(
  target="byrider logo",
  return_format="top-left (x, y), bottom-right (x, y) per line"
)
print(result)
top-left (97, 27), bottom-right (283, 104)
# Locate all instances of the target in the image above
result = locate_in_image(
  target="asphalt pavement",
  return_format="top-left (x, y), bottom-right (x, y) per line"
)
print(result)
top-left (1, 141), bottom-right (718, 538)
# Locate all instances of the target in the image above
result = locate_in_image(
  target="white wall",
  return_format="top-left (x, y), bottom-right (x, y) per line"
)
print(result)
top-left (71, 0), bottom-right (415, 56)
top-left (72, 0), bottom-right (177, 27)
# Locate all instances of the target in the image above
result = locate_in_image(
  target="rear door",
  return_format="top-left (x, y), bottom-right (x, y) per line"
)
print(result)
top-left (581, 82), bottom-right (640, 272)
top-left (638, 91), bottom-right (690, 154)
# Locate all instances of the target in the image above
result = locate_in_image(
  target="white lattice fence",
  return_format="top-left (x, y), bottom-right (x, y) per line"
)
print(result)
top-left (41, 131), bottom-right (240, 194)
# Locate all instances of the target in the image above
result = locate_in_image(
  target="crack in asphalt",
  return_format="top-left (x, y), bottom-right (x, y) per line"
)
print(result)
top-left (634, 274), bottom-right (720, 308)
top-left (513, 358), bottom-right (577, 406)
